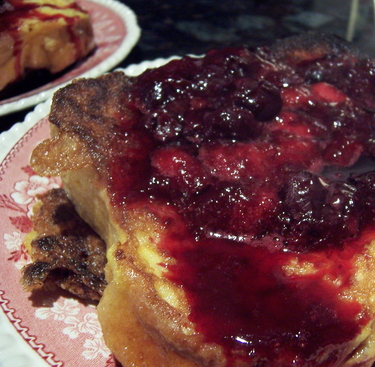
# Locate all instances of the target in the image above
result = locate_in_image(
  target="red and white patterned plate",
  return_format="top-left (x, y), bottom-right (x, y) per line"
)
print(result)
top-left (0, 0), bottom-right (141, 117)
top-left (0, 57), bottom-right (177, 367)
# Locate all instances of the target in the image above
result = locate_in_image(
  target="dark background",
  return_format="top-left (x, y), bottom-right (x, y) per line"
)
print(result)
top-left (1, 0), bottom-right (375, 132)
top-left (123, 0), bottom-right (374, 62)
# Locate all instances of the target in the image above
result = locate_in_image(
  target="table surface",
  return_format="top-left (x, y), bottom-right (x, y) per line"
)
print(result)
top-left (1, 0), bottom-right (374, 134)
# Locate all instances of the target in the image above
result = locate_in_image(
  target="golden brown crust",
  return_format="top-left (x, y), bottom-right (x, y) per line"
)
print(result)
top-left (268, 32), bottom-right (360, 64)
top-left (31, 72), bottom-right (137, 178)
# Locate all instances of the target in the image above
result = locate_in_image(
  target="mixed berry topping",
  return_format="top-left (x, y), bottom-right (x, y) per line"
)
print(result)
top-left (107, 37), bottom-right (375, 366)
top-left (114, 44), bottom-right (375, 253)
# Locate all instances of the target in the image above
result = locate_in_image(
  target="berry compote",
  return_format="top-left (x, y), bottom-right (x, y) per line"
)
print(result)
top-left (108, 34), bottom-right (375, 366)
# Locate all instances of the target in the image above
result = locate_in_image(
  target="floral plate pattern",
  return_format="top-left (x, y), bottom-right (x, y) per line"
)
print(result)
top-left (0, 57), bottom-right (175, 367)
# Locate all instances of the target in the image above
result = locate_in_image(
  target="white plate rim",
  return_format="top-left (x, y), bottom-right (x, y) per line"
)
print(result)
top-left (0, 0), bottom-right (141, 117)
top-left (0, 55), bottom-right (178, 367)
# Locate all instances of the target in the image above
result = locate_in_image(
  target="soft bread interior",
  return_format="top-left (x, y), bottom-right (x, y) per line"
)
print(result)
top-left (61, 166), bottom-right (226, 366)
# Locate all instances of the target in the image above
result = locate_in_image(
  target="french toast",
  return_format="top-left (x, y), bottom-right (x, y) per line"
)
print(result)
top-left (30, 32), bottom-right (375, 366)
top-left (0, 0), bottom-right (95, 94)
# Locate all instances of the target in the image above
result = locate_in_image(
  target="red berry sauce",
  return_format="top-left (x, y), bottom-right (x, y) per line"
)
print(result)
top-left (107, 40), bottom-right (375, 366)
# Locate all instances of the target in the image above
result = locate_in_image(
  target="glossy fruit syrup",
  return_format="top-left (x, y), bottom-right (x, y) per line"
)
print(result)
top-left (109, 42), bottom-right (375, 366)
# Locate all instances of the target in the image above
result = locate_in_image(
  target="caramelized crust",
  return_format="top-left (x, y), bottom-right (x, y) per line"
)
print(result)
top-left (32, 71), bottom-right (135, 177)
top-left (22, 188), bottom-right (106, 301)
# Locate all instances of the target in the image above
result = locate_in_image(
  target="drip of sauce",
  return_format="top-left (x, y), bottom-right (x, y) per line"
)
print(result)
top-left (107, 45), bottom-right (375, 365)
top-left (1, 0), bottom-right (86, 79)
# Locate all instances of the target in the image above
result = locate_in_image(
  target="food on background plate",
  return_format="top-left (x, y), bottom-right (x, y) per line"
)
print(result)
top-left (28, 32), bottom-right (375, 366)
top-left (0, 0), bottom-right (95, 95)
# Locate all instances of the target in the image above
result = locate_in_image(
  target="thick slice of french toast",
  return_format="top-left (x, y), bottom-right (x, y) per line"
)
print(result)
top-left (0, 0), bottom-right (95, 93)
top-left (30, 33), bottom-right (375, 366)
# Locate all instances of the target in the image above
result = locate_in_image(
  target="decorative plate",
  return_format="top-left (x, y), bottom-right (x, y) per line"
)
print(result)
top-left (0, 0), bottom-right (141, 117)
top-left (0, 57), bottom-right (179, 367)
